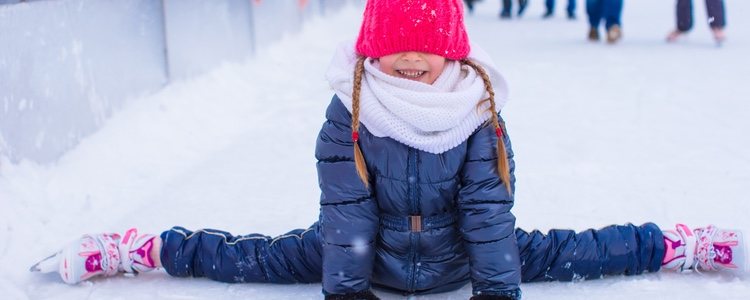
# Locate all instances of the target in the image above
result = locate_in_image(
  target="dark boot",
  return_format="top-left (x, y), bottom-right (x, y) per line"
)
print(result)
top-left (588, 27), bottom-right (600, 41)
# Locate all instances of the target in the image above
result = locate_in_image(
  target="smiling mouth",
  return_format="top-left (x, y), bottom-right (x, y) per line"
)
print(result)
top-left (396, 70), bottom-right (426, 79)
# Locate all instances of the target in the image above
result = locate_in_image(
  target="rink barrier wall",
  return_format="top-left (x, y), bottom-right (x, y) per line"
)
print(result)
top-left (0, 0), bottom-right (355, 165)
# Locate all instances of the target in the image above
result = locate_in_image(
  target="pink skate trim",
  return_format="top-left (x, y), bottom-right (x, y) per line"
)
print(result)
top-left (79, 250), bottom-right (99, 257)
top-left (662, 232), bottom-right (683, 265)
top-left (84, 253), bottom-right (103, 272)
top-left (677, 224), bottom-right (694, 237)
top-left (134, 237), bottom-right (156, 268)
top-left (715, 241), bottom-right (739, 247)
top-left (713, 244), bottom-right (736, 267)
top-left (715, 240), bottom-right (739, 268)
top-left (63, 258), bottom-right (69, 282)
top-left (80, 270), bottom-right (101, 281)
top-left (122, 228), bottom-right (137, 245)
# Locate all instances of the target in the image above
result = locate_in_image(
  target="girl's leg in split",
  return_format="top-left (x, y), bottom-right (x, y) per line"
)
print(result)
top-left (159, 223), bottom-right (322, 284)
top-left (515, 223), bottom-right (665, 282)
top-left (42, 224), bottom-right (323, 285)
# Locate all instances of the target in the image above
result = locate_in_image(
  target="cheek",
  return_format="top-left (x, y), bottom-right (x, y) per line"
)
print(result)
top-left (427, 62), bottom-right (447, 83)
top-left (378, 58), bottom-right (397, 75)
top-left (385, 68), bottom-right (401, 77)
top-left (426, 73), bottom-right (439, 84)
top-left (381, 65), bottom-right (401, 78)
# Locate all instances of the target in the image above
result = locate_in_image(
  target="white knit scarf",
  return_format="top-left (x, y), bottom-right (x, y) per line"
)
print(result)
top-left (326, 42), bottom-right (509, 154)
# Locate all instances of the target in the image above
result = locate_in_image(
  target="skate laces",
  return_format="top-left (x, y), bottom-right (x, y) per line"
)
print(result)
top-left (91, 233), bottom-right (122, 276)
top-left (693, 225), bottom-right (718, 272)
top-left (118, 228), bottom-right (156, 273)
top-left (90, 228), bottom-right (154, 275)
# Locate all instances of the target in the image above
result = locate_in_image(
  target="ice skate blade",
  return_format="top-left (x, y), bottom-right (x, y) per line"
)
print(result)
top-left (29, 251), bottom-right (62, 273)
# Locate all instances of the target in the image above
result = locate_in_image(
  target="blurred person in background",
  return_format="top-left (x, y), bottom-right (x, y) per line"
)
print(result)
top-left (464, 0), bottom-right (480, 13)
top-left (666, 0), bottom-right (727, 45)
top-left (500, 0), bottom-right (529, 19)
top-left (586, 0), bottom-right (624, 44)
top-left (543, 0), bottom-right (577, 19)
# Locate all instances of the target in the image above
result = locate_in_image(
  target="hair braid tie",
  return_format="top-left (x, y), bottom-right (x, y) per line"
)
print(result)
top-left (495, 127), bottom-right (503, 138)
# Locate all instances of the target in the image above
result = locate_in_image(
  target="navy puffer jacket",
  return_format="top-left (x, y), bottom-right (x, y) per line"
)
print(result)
top-left (316, 96), bottom-right (520, 296)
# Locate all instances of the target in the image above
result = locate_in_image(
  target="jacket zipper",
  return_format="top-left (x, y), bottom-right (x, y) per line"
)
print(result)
top-left (407, 149), bottom-right (420, 292)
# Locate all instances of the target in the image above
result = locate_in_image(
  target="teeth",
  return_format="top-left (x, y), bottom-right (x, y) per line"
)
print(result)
top-left (397, 70), bottom-right (425, 78)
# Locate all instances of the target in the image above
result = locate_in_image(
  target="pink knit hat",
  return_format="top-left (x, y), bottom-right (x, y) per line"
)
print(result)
top-left (355, 0), bottom-right (471, 60)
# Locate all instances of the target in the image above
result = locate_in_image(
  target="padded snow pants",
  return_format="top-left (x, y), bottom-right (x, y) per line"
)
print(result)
top-left (160, 222), bottom-right (664, 285)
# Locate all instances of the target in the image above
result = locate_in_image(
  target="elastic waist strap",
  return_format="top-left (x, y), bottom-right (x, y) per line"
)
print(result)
top-left (380, 212), bottom-right (457, 232)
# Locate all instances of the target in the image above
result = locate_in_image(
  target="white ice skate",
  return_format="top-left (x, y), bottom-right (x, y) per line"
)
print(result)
top-left (30, 228), bottom-right (157, 284)
top-left (662, 224), bottom-right (746, 274)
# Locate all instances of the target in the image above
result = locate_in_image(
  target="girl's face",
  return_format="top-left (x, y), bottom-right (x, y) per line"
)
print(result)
top-left (378, 51), bottom-right (447, 84)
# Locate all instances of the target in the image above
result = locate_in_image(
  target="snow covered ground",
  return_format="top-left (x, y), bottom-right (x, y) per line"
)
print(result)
top-left (2, 0), bottom-right (749, 299)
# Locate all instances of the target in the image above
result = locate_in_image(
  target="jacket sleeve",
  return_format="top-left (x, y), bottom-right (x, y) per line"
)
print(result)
top-left (315, 97), bottom-right (379, 295)
top-left (457, 115), bottom-right (522, 299)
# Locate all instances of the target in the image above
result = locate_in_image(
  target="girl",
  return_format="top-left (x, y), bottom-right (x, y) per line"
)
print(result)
top-left (31, 1), bottom-right (744, 299)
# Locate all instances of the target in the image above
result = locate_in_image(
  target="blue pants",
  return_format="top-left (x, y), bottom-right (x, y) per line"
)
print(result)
top-left (546, 0), bottom-right (577, 16)
top-left (160, 223), bottom-right (664, 288)
top-left (586, 0), bottom-right (623, 30)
